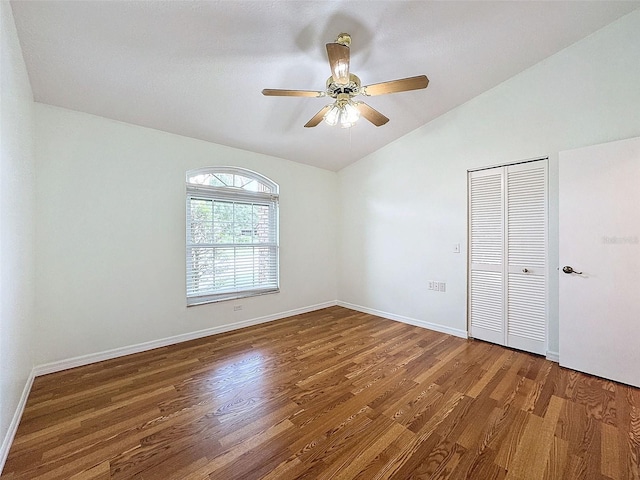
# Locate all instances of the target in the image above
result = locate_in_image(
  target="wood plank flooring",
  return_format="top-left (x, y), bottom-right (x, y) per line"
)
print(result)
top-left (2, 306), bottom-right (639, 479)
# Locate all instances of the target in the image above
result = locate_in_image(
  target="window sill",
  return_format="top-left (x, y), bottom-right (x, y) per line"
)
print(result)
top-left (187, 288), bottom-right (279, 307)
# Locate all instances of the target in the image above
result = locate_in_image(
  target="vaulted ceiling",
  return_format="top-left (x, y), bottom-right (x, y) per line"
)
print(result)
top-left (11, 1), bottom-right (640, 171)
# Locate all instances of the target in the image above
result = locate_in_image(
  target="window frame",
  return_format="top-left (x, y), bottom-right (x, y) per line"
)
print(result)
top-left (185, 167), bottom-right (279, 306)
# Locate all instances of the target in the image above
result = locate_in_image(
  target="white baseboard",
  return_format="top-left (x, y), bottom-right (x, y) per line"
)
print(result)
top-left (546, 351), bottom-right (559, 363)
top-left (0, 369), bottom-right (35, 474)
top-left (337, 301), bottom-right (468, 339)
top-left (33, 301), bottom-right (337, 377)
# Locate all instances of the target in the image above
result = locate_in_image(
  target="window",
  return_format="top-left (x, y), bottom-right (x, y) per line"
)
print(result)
top-left (186, 167), bottom-right (279, 305)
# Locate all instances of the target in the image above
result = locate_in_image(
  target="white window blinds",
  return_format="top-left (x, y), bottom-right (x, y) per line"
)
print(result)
top-left (186, 168), bottom-right (279, 305)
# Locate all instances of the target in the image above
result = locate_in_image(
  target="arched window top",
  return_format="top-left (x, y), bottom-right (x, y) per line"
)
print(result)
top-left (186, 167), bottom-right (278, 195)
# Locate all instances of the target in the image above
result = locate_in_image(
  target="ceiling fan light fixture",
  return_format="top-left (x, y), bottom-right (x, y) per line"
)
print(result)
top-left (323, 103), bottom-right (341, 126)
top-left (323, 99), bottom-right (360, 128)
top-left (340, 100), bottom-right (360, 128)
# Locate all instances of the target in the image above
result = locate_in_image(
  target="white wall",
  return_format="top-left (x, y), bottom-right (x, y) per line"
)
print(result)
top-left (0, 0), bottom-right (36, 468)
top-left (34, 104), bottom-right (338, 366)
top-left (338, 10), bottom-right (640, 354)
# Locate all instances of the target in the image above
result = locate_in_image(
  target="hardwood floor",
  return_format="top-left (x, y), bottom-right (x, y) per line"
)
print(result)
top-left (2, 306), bottom-right (639, 479)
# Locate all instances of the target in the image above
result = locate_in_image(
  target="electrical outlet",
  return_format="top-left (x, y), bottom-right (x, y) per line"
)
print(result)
top-left (433, 282), bottom-right (439, 292)
top-left (233, 305), bottom-right (242, 311)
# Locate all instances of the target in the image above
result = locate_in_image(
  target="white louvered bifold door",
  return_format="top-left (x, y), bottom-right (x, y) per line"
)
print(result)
top-left (468, 160), bottom-right (548, 355)
top-left (469, 169), bottom-right (505, 345)
top-left (506, 162), bottom-right (547, 355)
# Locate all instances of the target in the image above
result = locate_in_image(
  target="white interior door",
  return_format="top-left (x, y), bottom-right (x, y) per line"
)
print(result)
top-left (559, 136), bottom-right (640, 387)
top-left (469, 168), bottom-right (504, 346)
top-left (469, 160), bottom-right (547, 356)
top-left (505, 162), bottom-right (547, 355)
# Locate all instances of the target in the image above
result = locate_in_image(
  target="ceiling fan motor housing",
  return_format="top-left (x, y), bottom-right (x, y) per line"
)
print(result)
top-left (326, 73), bottom-right (361, 98)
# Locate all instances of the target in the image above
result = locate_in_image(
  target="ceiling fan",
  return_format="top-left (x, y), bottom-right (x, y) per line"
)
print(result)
top-left (262, 33), bottom-right (429, 128)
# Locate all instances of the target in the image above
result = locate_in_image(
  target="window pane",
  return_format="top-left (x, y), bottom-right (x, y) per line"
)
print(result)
top-left (233, 204), bottom-right (253, 243)
top-left (216, 173), bottom-right (233, 187)
top-left (234, 203), bottom-right (253, 222)
top-left (234, 175), bottom-right (251, 188)
top-left (235, 224), bottom-right (255, 243)
top-left (189, 247), bottom-right (214, 293)
top-left (253, 204), bottom-right (272, 243)
top-left (189, 199), bottom-right (213, 244)
top-left (190, 199), bottom-right (213, 221)
top-left (254, 246), bottom-right (277, 284)
top-left (214, 222), bottom-right (233, 243)
top-left (207, 175), bottom-right (226, 187)
top-left (213, 248), bottom-right (235, 289)
top-left (214, 201), bottom-right (233, 221)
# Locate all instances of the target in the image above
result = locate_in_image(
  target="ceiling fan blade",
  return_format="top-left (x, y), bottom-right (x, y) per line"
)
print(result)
top-left (262, 89), bottom-right (325, 97)
top-left (362, 75), bottom-right (429, 96)
top-left (304, 105), bottom-right (332, 128)
top-left (356, 102), bottom-right (389, 127)
top-left (326, 43), bottom-right (350, 85)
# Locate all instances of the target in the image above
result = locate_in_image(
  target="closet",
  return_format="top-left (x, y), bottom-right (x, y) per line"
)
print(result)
top-left (468, 159), bottom-right (548, 355)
